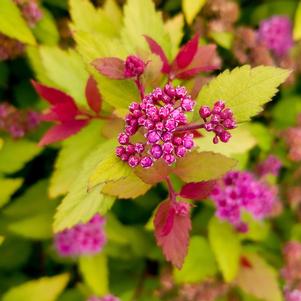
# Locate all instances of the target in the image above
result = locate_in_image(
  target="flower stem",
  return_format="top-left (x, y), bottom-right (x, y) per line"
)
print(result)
top-left (166, 176), bottom-right (177, 202)
top-left (135, 76), bottom-right (145, 99)
top-left (175, 122), bottom-right (204, 133)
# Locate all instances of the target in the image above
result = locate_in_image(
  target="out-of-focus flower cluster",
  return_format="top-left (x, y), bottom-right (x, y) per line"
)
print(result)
top-left (0, 0), bottom-right (42, 61)
top-left (211, 170), bottom-right (277, 232)
top-left (54, 214), bottom-right (106, 257)
top-left (87, 295), bottom-right (120, 301)
top-left (116, 83), bottom-right (196, 168)
top-left (284, 115), bottom-right (301, 162)
top-left (0, 102), bottom-right (40, 138)
top-left (256, 155), bottom-right (282, 177)
top-left (282, 241), bottom-right (301, 301)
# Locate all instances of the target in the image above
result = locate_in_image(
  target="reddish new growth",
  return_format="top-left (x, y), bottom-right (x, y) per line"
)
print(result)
top-left (116, 84), bottom-right (196, 168)
top-left (199, 100), bottom-right (236, 143)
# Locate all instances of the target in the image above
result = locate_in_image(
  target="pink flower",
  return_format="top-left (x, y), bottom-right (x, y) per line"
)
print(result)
top-left (258, 15), bottom-right (293, 57)
top-left (87, 295), bottom-right (120, 301)
top-left (211, 171), bottom-right (277, 231)
top-left (256, 155), bottom-right (282, 177)
top-left (285, 289), bottom-right (301, 301)
top-left (54, 214), bottom-right (106, 257)
top-left (116, 83), bottom-right (196, 168)
top-left (124, 55), bottom-right (145, 78)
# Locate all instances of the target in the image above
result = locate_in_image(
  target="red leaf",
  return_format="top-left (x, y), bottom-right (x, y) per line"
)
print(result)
top-left (180, 180), bottom-right (216, 200)
top-left (154, 200), bottom-right (192, 269)
top-left (176, 44), bottom-right (220, 79)
top-left (93, 57), bottom-right (126, 80)
top-left (240, 256), bottom-right (253, 269)
top-left (42, 101), bottom-right (79, 123)
top-left (144, 35), bottom-right (171, 73)
top-left (85, 76), bottom-right (102, 113)
top-left (31, 80), bottom-right (75, 105)
top-left (174, 34), bottom-right (199, 70)
top-left (38, 119), bottom-right (88, 146)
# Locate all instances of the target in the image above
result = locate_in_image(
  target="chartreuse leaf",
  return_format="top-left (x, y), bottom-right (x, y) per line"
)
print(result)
top-left (0, 0), bottom-right (36, 45)
top-left (32, 8), bottom-right (60, 45)
top-left (209, 217), bottom-right (241, 282)
top-left (1, 181), bottom-right (57, 239)
top-left (102, 169), bottom-right (151, 199)
top-left (195, 124), bottom-right (256, 156)
top-left (0, 138), bottom-right (41, 174)
top-left (294, 1), bottom-right (301, 40)
top-left (121, 0), bottom-right (172, 59)
top-left (249, 123), bottom-right (273, 151)
top-left (182, 0), bottom-right (206, 24)
top-left (39, 46), bottom-right (89, 105)
top-left (235, 253), bottom-right (282, 301)
top-left (69, 0), bottom-right (119, 37)
top-left (53, 140), bottom-right (116, 232)
top-left (173, 236), bottom-right (217, 283)
top-left (103, 0), bottom-right (123, 31)
top-left (164, 14), bottom-right (184, 57)
top-left (0, 178), bottom-right (23, 208)
top-left (50, 121), bottom-right (102, 198)
top-left (79, 253), bottom-right (108, 296)
top-left (88, 154), bottom-right (132, 190)
top-left (0, 138), bottom-right (3, 150)
top-left (174, 151), bottom-right (237, 183)
top-left (2, 273), bottom-right (69, 301)
top-left (195, 65), bottom-right (290, 122)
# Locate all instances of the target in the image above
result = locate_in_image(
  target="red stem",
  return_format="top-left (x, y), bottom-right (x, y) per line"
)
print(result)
top-left (135, 76), bottom-right (145, 99)
top-left (175, 121), bottom-right (204, 133)
top-left (166, 176), bottom-right (177, 202)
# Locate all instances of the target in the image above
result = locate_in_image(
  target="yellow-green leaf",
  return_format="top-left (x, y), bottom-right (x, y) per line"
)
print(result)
top-left (79, 253), bottom-right (108, 296)
top-left (182, 0), bottom-right (206, 24)
top-left (2, 274), bottom-right (69, 301)
top-left (235, 253), bottom-right (282, 301)
top-left (0, 236), bottom-right (4, 245)
top-left (0, 178), bottom-right (23, 208)
top-left (0, 138), bottom-right (41, 174)
top-left (195, 65), bottom-right (290, 122)
top-left (173, 236), bottom-right (217, 283)
top-left (0, 0), bottom-right (36, 45)
top-left (174, 151), bottom-right (237, 183)
top-left (209, 217), bottom-right (241, 282)
top-left (88, 154), bottom-right (132, 190)
top-left (294, 1), bottom-right (301, 40)
top-left (53, 140), bottom-right (116, 232)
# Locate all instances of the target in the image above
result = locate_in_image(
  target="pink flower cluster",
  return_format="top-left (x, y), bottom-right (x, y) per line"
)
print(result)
top-left (211, 171), bottom-right (277, 232)
top-left (199, 100), bottom-right (236, 144)
top-left (0, 102), bottom-right (40, 138)
top-left (256, 155), bottom-right (282, 177)
top-left (116, 84), bottom-right (195, 168)
top-left (124, 55), bottom-right (145, 78)
top-left (54, 214), bottom-right (106, 257)
top-left (257, 15), bottom-right (293, 57)
top-left (14, 0), bottom-right (43, 27)
top-left (87, 295), bottom-right (120, 301)
top-left (285, 290), bottom-right (301, 301)
top-left (0, 34), bottom-right (25, 61)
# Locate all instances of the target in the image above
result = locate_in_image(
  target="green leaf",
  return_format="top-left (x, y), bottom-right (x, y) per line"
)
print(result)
top-left (79, 253), bottom-right (108, 296)
top-left (195, 65), bottom-right (290, 122)
top-left (0, 0), bottom-right (36, 45)
top-left (39, 46), bottom-right (89, 105)
top-left (209, 217), bottom-right (241, 282)
top-left (2, 274), bottom-right (69, 301)
top-left (182, 0), bottom-right (206, 25)
top-left (174, 151), bottom-right (237, 183)
top-left (0, 236), bottom-right (4, 246)
top-left (32, 8), bottom-right (60, 45)
top-left (88, 154), bottom-right (132, 190)
top-left (121, 0), bottom-right (172, 59)
top-left (173, 236), bottom-right (217, 283)
top-left (0, 178), bottom-right (23, 208)
top-left (210, 31), bottom-right (233, 49)
top-left (0, 138), bottom-right (41, 174)
top-left (50, 121), bottom-right (103, 198)
top-left (294, 1), bottom-right (301, 40)
top-left (53, 140), bottom-right (116, 232)
top-left (195, 124), bottom-right (256, 156)
top-left (235, 253), bottom-right (282, 301)
top-left (69, 0), bottom-right (119, 37)
top-left (1, 181), bottom-right (57, 239)
top-left (249, 123), bottom-right (273, 151)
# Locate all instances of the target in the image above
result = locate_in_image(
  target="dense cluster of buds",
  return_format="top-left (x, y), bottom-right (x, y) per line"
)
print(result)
top-left (14, 0), bottom-right (42, 27)
top-left (282, 241), bottom-right (301, 301)
top-left (116, 84), bottom-right (196, 168)
top-left (0, 102), bottom-right (40, 138)
top-left (87, 295), bottom-right (120, 301)
top-left (258, 16), bottom-right (293, 57)
top-left (199, 100), bottom-right (236, 144)
top-left (124, 55), bottom-right (145, 78)
top-left (211, 171), bottom-right (277, 232)
top-left (54, 214), bottom-right (106, 257)
top-left (256, 155), bottom-right (282, 177)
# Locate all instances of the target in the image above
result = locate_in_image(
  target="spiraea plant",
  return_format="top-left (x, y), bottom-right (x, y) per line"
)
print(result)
top-left (0, 0), bottom-right (300, 301)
